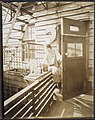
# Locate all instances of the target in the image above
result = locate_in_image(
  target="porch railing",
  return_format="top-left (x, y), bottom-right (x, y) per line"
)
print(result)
top-left (4, 72), bottom-right (56, 119)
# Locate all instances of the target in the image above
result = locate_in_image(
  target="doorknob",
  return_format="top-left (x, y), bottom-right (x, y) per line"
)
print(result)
top-left (65, 53), bottom-right (68, 56)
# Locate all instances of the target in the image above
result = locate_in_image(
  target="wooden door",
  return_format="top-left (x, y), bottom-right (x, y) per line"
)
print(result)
top-left (61, 18), bottom-right (88, 100)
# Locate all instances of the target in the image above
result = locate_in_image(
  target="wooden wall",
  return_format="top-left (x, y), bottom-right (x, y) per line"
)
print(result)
top-left (89, 12), bottom-right (94, 89)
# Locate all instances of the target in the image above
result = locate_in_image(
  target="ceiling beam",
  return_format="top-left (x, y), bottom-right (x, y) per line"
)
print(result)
top-left (2, 2), bottom-right (16, 13)
top-left (22, 2), bottom-right (37, 9)
top-left (55, 2), bottom-right (59, 7)
top-left (2, 2), bottom-right (37, 19)
top-left (2, 2), bottom-right (33, 16)
top-left (41, 2), bottom-right (48, 10)
top-left (16, 18), bottom-right (29, 24)
top-left (11, 3), bottom-right (33, 16)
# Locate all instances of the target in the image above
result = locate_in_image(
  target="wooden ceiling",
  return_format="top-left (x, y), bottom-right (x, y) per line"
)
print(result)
top-left (2, 2), bottom-right (74, 16)
top-left (2, 2), bottom-right (94, 22)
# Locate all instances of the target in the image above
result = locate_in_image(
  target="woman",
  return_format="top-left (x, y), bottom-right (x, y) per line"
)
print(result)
top-left (42, 44), bottom-right (62, 85)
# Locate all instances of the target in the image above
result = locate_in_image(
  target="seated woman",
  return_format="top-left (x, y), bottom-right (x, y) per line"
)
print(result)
top-left (42, 44), bottom-right (62, 88)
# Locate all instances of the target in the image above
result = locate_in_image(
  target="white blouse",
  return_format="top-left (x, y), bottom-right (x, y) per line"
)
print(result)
top-left (42, 50), bottom-right (62, 65)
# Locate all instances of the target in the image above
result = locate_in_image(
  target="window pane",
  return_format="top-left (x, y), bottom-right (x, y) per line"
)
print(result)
top-left (67, 43), bottom-right (75, 57)
top-left (76, 43), bottom-right (83, 57)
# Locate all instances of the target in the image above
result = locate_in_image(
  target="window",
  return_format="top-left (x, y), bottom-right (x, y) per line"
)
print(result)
top-left (67, 43), bottom-right (75, 57)
top-left (67, 43), bottom-right (83, 58)
top-left (76, 43), bottom-right (83, 57)
top-left (22, 43), bottom-right (45, 66)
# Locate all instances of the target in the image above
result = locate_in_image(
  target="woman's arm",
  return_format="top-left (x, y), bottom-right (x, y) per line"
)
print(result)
top-left (56, 51), bottom-right (62, 62)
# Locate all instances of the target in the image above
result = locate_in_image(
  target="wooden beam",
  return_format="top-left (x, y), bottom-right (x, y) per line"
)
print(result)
top-left (35, 20), bottom-right (60, 28)
top-left (34, 2), bottom-right (73, 13)
top-left (34, 4), bottom-right (93, 18)
top-left (34, 5), bottom-right (93, 23)
top-left (22, 2), bottom-right (35, 9)
top-left (11, 3), bottom-right (37, 19)
top-left (22, 2), bottom-right (37, 7)
top-left (73, 98), bottom-right (92, 109)
top-left (2, 2), bottom-right (16, 13)
top-left (3, 2), bottom-right (33, 16)
top-left (11, 3), bottom-right (34, 16)
top-left (5, 3), bottom-right (23, 45)
top-left (13, 28), bottom-right (25, 32)
top-left (55, 1), bottom-right (59, 7)
top-left (9, 37), bottom-right (22, 41)
top-left (41, 2), bottom-right (48, 10)
top-left (46, 2), bottom-right (48, 10)
top-left (2, 7), bottom-right (10, 15)
top-left (16, 18), bottom-right (29, 24)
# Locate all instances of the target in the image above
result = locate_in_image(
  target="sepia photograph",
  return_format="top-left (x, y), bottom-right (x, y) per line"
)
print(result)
top-left (1, 1), bottom-right (94, 119)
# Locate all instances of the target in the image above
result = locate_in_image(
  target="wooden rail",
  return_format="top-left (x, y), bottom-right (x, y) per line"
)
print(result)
top-left (4, 72), bottom-right (56, 119)
top-left (4, 70), bottom-right (28, 100)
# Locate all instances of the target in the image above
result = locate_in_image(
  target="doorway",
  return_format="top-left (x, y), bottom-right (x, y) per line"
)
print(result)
top-left (61, 18), bottom-right (88, 100)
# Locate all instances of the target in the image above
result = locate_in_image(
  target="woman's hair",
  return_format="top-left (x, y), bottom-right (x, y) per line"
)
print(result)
top-left (46, 44), bottom-right (52, 49)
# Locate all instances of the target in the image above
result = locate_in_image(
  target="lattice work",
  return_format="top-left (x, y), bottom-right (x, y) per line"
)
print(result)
top-left (3, 44), bottom-right (45, 71)
top-left (22, 43), bottom-right (45, 67)
top-left (3, 47), bottom-right (22, 70)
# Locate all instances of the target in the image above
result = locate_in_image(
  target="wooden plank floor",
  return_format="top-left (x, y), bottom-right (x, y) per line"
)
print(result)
top-left (44, 94), bottom-right (94, 118)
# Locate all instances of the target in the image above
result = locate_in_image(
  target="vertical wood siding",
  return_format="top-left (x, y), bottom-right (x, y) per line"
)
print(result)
top-left (89, 12), bottom-right (94, 88)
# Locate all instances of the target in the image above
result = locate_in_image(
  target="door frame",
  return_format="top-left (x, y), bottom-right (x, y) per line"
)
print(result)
top-left (60, 18), bottom-right (89, 100)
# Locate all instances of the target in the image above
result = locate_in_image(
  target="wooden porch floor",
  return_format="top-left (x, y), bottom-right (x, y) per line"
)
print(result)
top-left (44, 93), bottom-right (94, 118)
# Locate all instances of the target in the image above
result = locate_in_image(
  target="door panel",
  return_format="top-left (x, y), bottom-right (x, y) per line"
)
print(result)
top-left (61, 18), bottom-right (87, 100)
top-left (64, 59), bottom-right (86, 99)
top-left (63, 39), bottom-right (87, 100)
